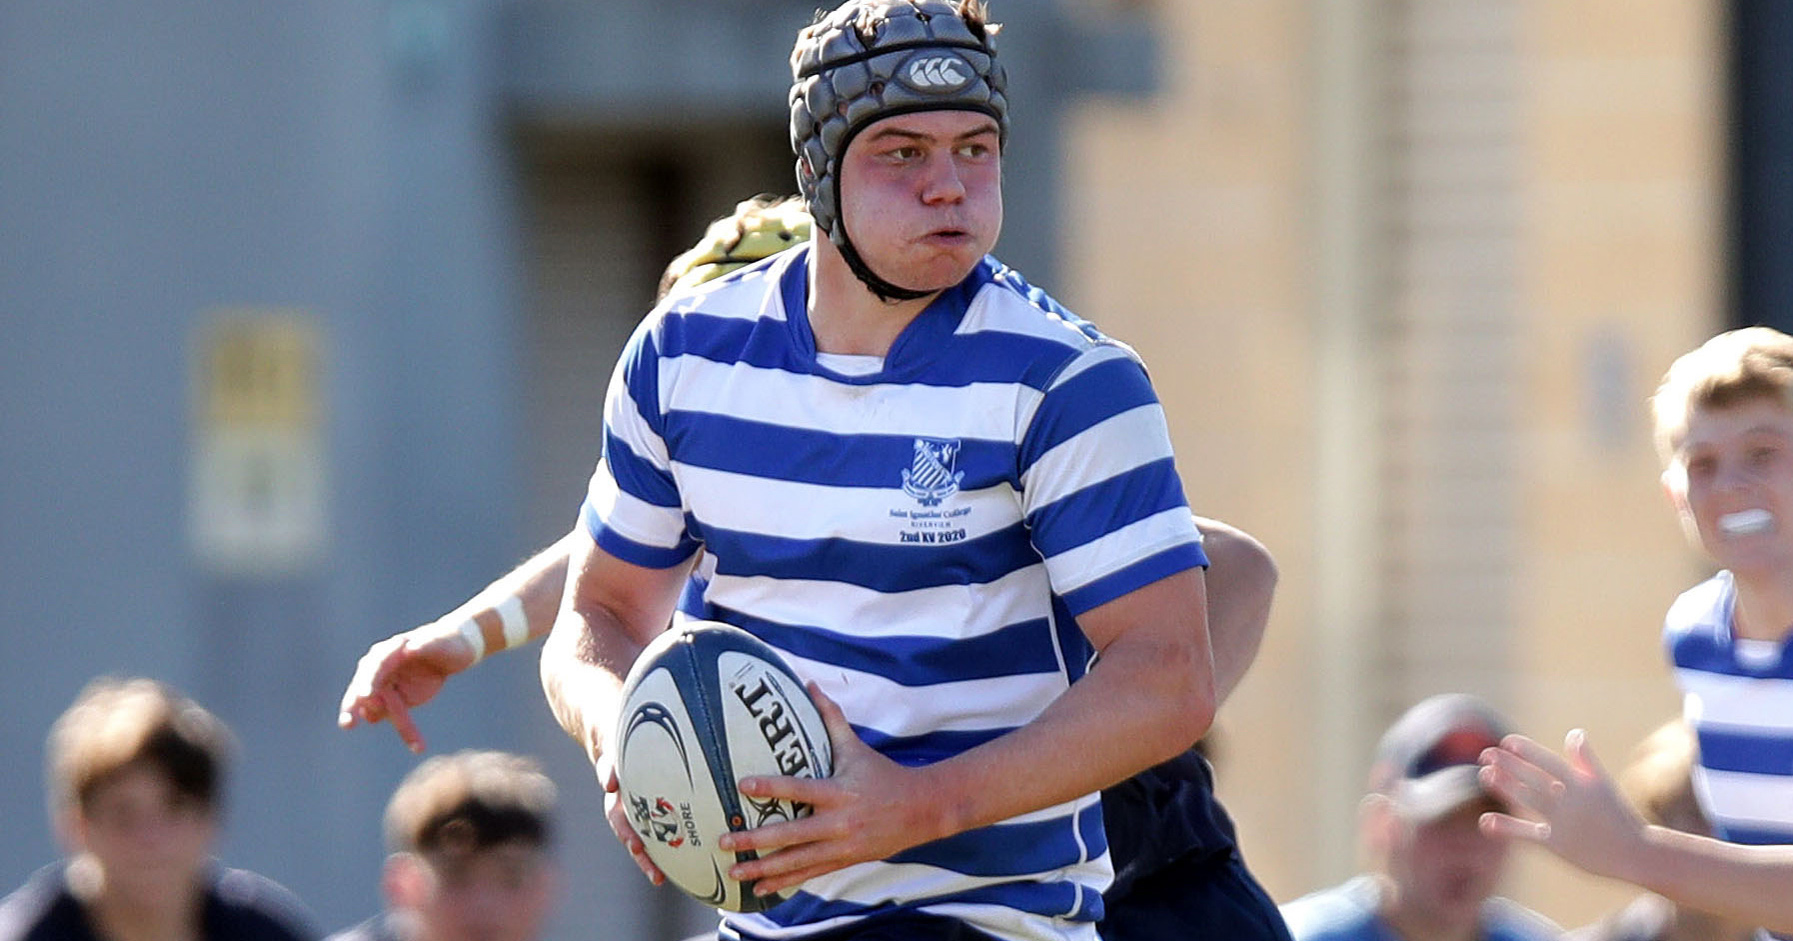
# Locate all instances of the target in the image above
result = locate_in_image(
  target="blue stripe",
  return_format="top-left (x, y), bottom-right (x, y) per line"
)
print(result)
top-left (1697, 728), bottom-right (1793, 775)
top-left (665, 413), bottom-right (1018, 491)
top-left (620, 329), bottom-right (666, 439)
top-left (1714, 821), bottom-right (1793, 846)
top-left (754, 874), bottom-right (1103, 930)
top-left (1018, 355), bottom-right (1159, 472)
top-left (1054, 594), bottom-right (1094, 683)
top-left (1058, 544), bottom-right (1208, 616)
top-left (888, 801), bottom-right (1108, 876)
top-left (659, 310), bottom-right (1079, 391)
top-left (604, 431), bottom-right (682, 508)
top-left (697, 523), bottom-right (1042, 593)
top-left (1673, 633), bottom-right (1793, 677)
top-left (716, 607), bottom-right (1064, 686)
top-left (581, 501), bottom-right (700, 570)
top-left (1025, 459), bottom-right (1191, 558)
top-left (853, 724), bottom-right (1012, 767)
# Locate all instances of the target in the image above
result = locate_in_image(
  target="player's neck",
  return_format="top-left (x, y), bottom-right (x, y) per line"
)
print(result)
top-left (72, 870), bottom-right (202, 941)
top-left (807, 235), bottom-right (938, 357)
top-left (1728, 569), bottom-right (1793, 643)
top-left (1376, 880), bottom-right (1482, 941)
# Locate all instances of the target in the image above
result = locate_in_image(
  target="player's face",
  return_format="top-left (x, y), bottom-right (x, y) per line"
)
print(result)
top-left (1667, 396), bottom-right (1793, 579)
top-left (69, 763), bottom-right (217, 907)
top-left (1382, 801), bottom-right (1508, 929)
top-left (836, 110), bottom-right (1002, 294)
top-left (395, 844), bottom-right (557, 941)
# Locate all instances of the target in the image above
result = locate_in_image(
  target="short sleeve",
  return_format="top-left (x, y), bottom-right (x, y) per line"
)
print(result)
top-left (580, 317), bottom-right (702, 569)
top-left (1017, 344), bottom-right (1206, 615)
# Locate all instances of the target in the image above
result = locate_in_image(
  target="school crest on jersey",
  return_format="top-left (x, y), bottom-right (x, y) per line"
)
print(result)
top-left (901, 437), bottom-right (963, 506)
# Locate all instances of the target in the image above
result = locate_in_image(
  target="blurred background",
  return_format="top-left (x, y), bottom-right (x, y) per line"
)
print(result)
top-left (2, 0), bottom-right (1785, 937)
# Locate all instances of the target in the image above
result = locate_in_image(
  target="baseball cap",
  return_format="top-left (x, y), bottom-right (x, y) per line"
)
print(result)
top-left (1371, 693), bottom-right (1512, 822)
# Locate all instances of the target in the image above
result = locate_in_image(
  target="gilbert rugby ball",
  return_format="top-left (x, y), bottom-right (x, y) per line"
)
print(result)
top-left (613, 620), bottom-right (833, 912)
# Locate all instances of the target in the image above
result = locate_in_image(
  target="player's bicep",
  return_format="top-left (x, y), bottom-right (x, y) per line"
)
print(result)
top-left (1076, 565), bottom-right (1208, 656)
top-left (561, 526), bottom-right (694, 650)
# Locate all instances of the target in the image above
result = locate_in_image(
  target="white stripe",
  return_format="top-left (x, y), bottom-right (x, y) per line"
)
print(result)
top-left (703, 565), bottom-right (1053, 643)
top-left (495, 595), bottom-right (529, 650)
top-left (604, 346), bottom-right (673, 468)
top-left (1697, 767), bottom-right (1793, 830)
top-left (584, 469), bottom-right (687, 551)
top-left (1042, 508), bottom-right (1202, 596)
top-left (788, 653), bottom-right (1065, 741)
top-left (675, 463), bottom-right (1019, 543)
top-left (1677, 670), bottom-right (1793, 733)
top-left (1042, 342), bottom-right (1136, 388)
top-left (730, 849), bottom-right (1109, 941)
top-left (1019, 404), bottom-right (1177, 512)
top-left (660, 354), bottom-right (1040, 441)
top-left (923, 902), bottom-right (1103, 941)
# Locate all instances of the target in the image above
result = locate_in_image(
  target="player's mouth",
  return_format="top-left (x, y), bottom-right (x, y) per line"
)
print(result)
top-left (1719, 508), bottom-right (1775, 537)
top-left (922, 227), bottom-right (973, 244)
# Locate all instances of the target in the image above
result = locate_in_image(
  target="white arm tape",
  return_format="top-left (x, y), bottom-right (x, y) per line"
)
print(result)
top-left (456, 616), bottom-right (487, 663)
top-left (496, 595), bottom-right (529, 651)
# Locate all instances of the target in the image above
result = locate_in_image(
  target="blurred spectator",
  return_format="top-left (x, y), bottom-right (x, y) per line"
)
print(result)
top-left (1280, 694), bottom-right (1561, 941)
top-left (325, 751), bottom-right (556, 941)
top-left (0, 677), bottom-right (318, 941)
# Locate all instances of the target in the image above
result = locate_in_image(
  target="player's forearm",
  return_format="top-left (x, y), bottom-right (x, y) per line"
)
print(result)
top-left (921, 578), bottom-right (1215, 839)
top-left (435, 531), bottom-right (578, 657)
top-left (539, 604), bottom-right (643, 759)
top-left (1626, 826), bottom-right (1793, 933)
top-left (1193, 517), bottom-right (1277, 705)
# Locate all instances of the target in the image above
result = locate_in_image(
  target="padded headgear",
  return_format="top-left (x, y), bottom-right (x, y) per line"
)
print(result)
top-left (789, 1), bottom-right (1008, 300)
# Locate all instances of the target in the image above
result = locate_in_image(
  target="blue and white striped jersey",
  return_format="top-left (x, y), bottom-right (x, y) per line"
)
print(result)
top-left (1664, 571), bottom-right (1793, 847)
top-left (582, 245), bottom-right (1206, 941)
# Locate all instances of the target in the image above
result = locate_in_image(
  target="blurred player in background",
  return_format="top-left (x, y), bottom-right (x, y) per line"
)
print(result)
top-left (1469, 325), bottom-right (1793, 940)
top-left (1280, 694), bottom-right (1561, 941)
top-left (341, 188), bottom-right (1289, 940)
top-left (1535, 719), bottom-right (1766, 941)
top-left (1480, 728), bottom-right (1793, 937)
top-left (326, 750), bottom-right (558, 941)
top-left (1646, 327), bottom-right (1793, 849)
top-left (0, 677), bottom-right (319, 941)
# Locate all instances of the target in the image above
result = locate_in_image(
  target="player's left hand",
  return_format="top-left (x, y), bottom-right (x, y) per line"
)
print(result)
top-left (336, 622), bottom-right (480, 752)
top-left (1477, 729), bottom-right (1648, 883)
top-left (718, 683), bottom-right (945, 898)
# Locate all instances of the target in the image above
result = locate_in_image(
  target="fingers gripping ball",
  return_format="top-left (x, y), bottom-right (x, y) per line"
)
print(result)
top-left (613, 620), bottom-right (833, 911)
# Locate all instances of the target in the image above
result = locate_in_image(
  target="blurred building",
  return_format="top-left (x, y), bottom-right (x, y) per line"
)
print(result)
top-left (1, 0), bottom-right (1780, 936)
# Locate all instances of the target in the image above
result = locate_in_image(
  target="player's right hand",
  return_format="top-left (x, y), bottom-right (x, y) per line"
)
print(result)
top-left (336, 623), bottom-right (479, 753)
top-left (600, 753), bottom-right (667, 887)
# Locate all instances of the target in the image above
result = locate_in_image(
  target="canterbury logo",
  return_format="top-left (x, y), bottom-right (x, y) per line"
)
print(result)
top-left (906, 55), bottom-right (971, 90)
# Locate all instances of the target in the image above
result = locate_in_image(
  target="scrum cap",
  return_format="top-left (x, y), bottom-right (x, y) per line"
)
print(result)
top-left (789, 1), bottom-right (1008, 300)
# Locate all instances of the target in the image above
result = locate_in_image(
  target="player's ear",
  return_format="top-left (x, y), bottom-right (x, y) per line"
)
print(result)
top-left (383, 852), bottom-right (428, 908)
top-left (1358, 793), bottom-right (1397, 851)
top-left (53, 804), bottom-right (87, 854)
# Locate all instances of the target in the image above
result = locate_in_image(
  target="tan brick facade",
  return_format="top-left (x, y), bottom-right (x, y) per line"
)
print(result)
top-left (1065, 0), bottom-right (1727, 926)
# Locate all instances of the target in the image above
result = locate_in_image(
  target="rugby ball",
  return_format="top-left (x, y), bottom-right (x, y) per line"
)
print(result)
top-left (613, 620), bottom-right (833, 912)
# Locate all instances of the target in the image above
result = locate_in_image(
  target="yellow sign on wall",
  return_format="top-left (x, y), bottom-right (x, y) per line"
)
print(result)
top-left (189, 311), bottom-right (328, 576)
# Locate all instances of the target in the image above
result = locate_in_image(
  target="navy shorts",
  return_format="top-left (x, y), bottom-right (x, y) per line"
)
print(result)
top-left (1098, 849), bottom-right (1293, 941)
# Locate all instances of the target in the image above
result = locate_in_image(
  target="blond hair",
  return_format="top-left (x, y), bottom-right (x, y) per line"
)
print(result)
top-left (1651, 326), bottom-right (1793, 463)
top-left (47, 676), bottom-right (232, 817)
top-left (383, 750), bottom-right (557, 854)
